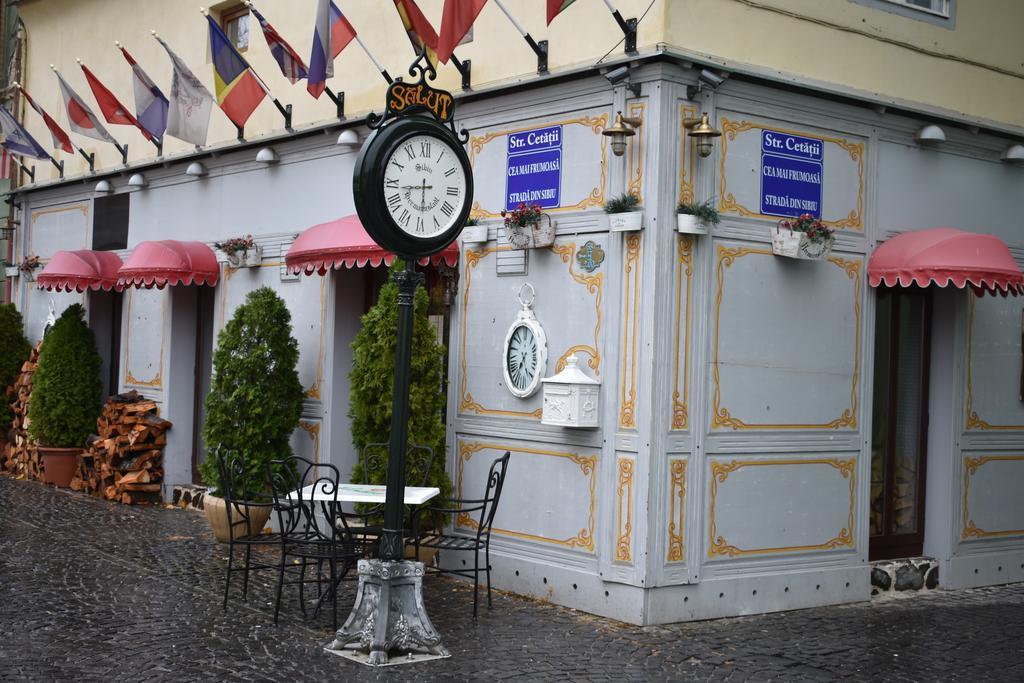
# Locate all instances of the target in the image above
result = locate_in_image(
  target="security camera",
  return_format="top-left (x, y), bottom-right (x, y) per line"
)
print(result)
top-left (604, 66), bottom-right (631, 84)
top-left (698, 69), bottom-right (724, 89)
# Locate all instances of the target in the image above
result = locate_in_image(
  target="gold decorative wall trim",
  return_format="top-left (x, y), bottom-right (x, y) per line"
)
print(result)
top-left (671, 235), bottom-right (693, 430)
top-left (456, 441), bottom-right (597, 552)
top-left (618, 233), bottom-right (642, 429)
top-left (468, 114), bottom-right (609, 218)
top-left (123, 288), bottom-right (166, 389)
top-left (667, 459), bottom-right (687, 563)
top-left (711, 246), bottom-right (861, 430)
top-left (708, 458), bottom-right (856, 557)
top-left (717, 118), bottom-right (865, 230)
top-left (615, 457), bottom-right (634, 563)
top-left (460, 243), bottom-right (603, 419)
top-left (962, 455), bottom-right (1024, 539)
top-left (219, 263), bottom-right (326, 400)
top-left (964, 297), bottom-right (1024, 430)
top-left (678, 103), bottom-right (698, 205)
top-left (626, 102), bottom-right (645, 203)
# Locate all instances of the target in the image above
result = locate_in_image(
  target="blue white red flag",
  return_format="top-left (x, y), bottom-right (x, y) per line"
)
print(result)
top-left (120, 46), bottom-right (169, 140)
top-left (308, 0), bottom-right (357, 98)
top-left (0, 104), bottom-right (52, 161)
top-left (251, 5), bottom-right (308, 84)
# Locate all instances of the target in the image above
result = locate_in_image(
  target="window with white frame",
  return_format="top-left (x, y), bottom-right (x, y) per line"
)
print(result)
top-left (884, 0), bottom-right (950, 17)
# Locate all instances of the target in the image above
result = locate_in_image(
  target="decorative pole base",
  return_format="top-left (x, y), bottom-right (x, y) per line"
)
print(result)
top-left (325, 559), bottom-right (449, 666)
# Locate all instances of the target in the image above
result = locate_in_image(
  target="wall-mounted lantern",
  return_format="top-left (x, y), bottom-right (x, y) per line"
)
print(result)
top-left (541, 355), bottom-right (601, 428)
top-left (603, 110), bottom-right (642, 157)
top-left (684, 112), bottom-right (722, 158)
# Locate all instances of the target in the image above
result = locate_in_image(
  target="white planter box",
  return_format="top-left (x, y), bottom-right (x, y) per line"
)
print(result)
top-left (608, 210), bottom-right (643, 232)
top-left (225, 245), bottom-right (263, 268)
top-left (506, 217), bottom-right (555, 249)
top-left (462, 224), bottom-right (488, 243)
top-left (4, 266), bottom-right (19, 278)
top-left (771, 229), bottom-right (834, 260)
top-left (677, 214), bottom-right (708, 235)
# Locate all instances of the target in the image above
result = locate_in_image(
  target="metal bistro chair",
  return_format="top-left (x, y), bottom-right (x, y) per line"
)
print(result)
top-left (413, 451), bottom-right (511, 619)
top-left (266, 456), bottom-right (358, 630)
top-left (336, 442), bottom-right (438, 559)
top-left (216, 448), bottom-right (279, 610)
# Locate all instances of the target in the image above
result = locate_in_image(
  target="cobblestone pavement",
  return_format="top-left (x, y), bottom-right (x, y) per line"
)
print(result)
top-left (2, 476), bottom-right (1023, 682)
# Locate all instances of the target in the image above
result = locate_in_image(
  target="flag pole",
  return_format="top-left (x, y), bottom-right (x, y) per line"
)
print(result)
top-left (16, 160), bottom-right (34, 183)
top-left (601, 0), bottom-right (638, 55)
top-left (492, 0), bottom-right (548, 74)
top-left (450, 54), bottom-right (471, 91)
top-left (324, 87), bottom-right (345, 119)
top-left (201, 8), bottom-right (292, 131)
top-left (353, 34), bottom-right (393, 84)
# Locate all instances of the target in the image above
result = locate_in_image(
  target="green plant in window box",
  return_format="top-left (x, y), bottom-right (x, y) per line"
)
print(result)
top-left (676, 199), bottom-right (720, 234)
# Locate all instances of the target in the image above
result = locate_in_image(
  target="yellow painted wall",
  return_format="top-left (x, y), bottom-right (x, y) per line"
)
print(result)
top-left (14, 0), bottom-right (1023, 179)
top-left (664, 0), bottom-right (1024, 129)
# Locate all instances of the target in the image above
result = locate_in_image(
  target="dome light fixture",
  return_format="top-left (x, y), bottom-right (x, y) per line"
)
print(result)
top-left (256, 147), bottom-right (279, 164)
top-left (337, 129), bottom-right (360, 146)
top-left (127, 173), bottom-right (148, 188)
top-left (914, 124), bottom-right (946, 145)
top-left (94, 179), bottom-right (113, 194)
top-left (1001, 144), bottom-right (1024, 164)
top-left (185, 161), bottom-right (207, 177)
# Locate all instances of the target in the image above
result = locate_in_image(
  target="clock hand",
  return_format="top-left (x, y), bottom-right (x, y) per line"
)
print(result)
top-left (420, 177), bottom-right (427, 207)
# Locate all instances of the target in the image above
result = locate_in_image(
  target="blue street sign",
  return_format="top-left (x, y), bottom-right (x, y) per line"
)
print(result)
top-left (760, 129), bottom-right (824, 218)
top-left (506, 125), bottom-right (562, 211)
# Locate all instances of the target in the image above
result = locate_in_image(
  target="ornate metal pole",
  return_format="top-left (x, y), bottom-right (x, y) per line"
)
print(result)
top-left (379, 260), bottom-right (422, 560)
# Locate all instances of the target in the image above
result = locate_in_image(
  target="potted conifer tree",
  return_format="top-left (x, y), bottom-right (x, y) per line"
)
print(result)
top-left (28, 304), bottom-right (102, 487)
top-left (348, 260), bottom-right (453, 562)
top-left (0, 303), bottom-right (32, 446)
top-left (199, 287), bottom-right (304, 542)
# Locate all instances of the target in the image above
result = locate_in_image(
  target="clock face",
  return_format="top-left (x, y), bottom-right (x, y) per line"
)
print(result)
top-left (506, 324), bottom-right (539, 393)
top-left (382, 134), bottom-right (468, 240)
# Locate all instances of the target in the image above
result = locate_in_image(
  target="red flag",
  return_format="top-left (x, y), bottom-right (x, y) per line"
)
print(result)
top-left (393, 0), bottom-right (439, 67)
top-left (20, 87), bottom-right (74, 154)
top-left (80, 63), bottom-right (152, 140)
top-left (547, 0), bottom-right (578, 25)
top-left (0, 148), bottom-right (11, 178)
top-left (438, 0), bottom-right (486, 64)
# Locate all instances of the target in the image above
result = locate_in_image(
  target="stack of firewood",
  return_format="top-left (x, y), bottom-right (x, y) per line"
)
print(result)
top-left (71, 391), bottom-right (172, 505)
top-left (3, 343), bottom-right (42, 479)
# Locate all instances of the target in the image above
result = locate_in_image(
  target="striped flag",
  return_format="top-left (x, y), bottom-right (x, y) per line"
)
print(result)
top-left (393, 0), bottom-right (439, 68)
top-left (53, 68), bottom-right (119, 145)
top-left (547, 0), bottom-right (578, 24)
top-left (20, 87), bottom-right (74, 154)
top-left (154, 34), bottom-right (214, 146)
top-left (438, 0), bottom-right (486, 64)
top-left (119, 46), bottom-right (169, 140)
top-left (308, 0), bottom-right (357, 98)
top-left (0, 104), bottom-right (52, 161)
top-left (251, 5), bottom-right (308, 84)
top-left (80, 62), bottom-right (152, 140)
top-left (207, 14), bottom-right (268, 127)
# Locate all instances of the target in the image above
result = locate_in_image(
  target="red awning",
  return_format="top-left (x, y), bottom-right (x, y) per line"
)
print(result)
top-left (285, 214), bottom-right (459, 275)
top-left (117, 240), bottom-right (220, 289)
top-left (37, 250), bottom-right (123, 292)
top-left (868, 228), bottom-right (1024, 297)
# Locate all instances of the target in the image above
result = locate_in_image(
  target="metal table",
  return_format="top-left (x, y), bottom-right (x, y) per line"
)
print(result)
top-left (289, 483), bottom-right (440, 505)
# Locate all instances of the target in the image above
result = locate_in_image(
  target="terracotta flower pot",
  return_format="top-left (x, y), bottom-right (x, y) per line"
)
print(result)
top-left (37, 446), bottom-right (81, 487)
top-left (203, 494), bottom-right (272, 544)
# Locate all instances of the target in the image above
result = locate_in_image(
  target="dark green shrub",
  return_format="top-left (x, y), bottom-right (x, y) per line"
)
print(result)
top-left (199, 287), bottom-right (304, 496)
top-left (0, 304), bottom-right (31, 429)
top-left (678, 198), bottom-right (720, 226)
top-left (604, 192), bottom-right (640, 214)
top-left (349, 261), bottom-right (453, 524)
top-left (28, 304), bottom-right (102, 448)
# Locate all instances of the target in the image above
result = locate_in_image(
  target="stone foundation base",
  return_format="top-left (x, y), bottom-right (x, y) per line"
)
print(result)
top-left (871, 557), bottom-right (939, 596)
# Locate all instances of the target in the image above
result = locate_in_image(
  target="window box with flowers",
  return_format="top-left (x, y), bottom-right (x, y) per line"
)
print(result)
top-left (501, 203), bottom-right (554, 249)
top-left (18, 254), bottom-right (42, 281)
top-left (215, 235), bottom-right (262, 268)
top-left (771, 214), bottom-right (835, 260)
top-left (604, 193), bottom-right (643, 232)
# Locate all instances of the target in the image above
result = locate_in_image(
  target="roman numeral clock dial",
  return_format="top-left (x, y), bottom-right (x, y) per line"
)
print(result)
top-left (380, 133), bottom-right (468, 241)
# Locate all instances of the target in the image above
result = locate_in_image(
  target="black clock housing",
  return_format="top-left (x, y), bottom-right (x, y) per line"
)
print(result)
top-left (353, 116), bottom-right (474, 258)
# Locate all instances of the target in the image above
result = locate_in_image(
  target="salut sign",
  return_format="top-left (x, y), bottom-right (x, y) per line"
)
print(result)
top-left (759, 129), bottom-right (824, 219)
top-left (506, 125), bottom-right (562, 211)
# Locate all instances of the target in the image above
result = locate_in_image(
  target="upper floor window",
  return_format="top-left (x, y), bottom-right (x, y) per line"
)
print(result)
top-left (884, 0), bottom-right (950, 17)
top-left (222, 6), bottom-right (249, 52)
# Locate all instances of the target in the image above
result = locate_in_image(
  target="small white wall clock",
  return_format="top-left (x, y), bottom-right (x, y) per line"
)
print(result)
top-left (502, 283), bottom-right (547, 398)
